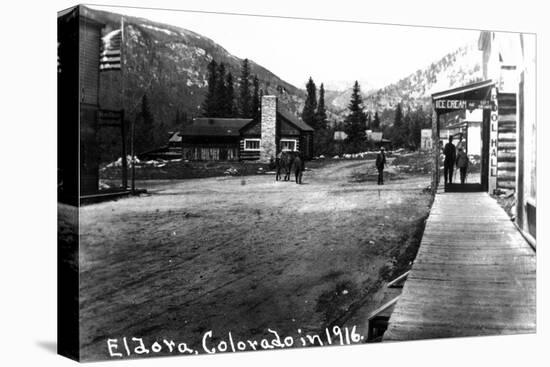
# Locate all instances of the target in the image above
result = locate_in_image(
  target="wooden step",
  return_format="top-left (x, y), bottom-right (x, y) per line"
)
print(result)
top-left (498, 121), bottom-right (517, 127)
top-left (498, 147), bottom-right (517, 154)
top-left (497, 169), bottom-right (516, 180)
top-left (498, 141), bottom-right (516, 149)
top-left (498, 93), bottom-right (517, 103)
top-left (498, 114), bottom-right (517, 123)
top-left (498, 161), bottom-right (516, 169)
top-left (498, 152), bottom-right (516, 161)
top-left (497, 180), bottom-right (516, 189)
top-left (498, 174), bottom-right (516, 181)
top-left (498, 132), bottom-right (516, 141)
top-left (498, 123), bottom-right (517, 134)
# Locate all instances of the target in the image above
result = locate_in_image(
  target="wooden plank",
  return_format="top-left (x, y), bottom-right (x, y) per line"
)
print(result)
top-left (387, 271), bottom-right (410, 288)
top-left (368, 297), bottom-right (400, 320)
top-left (384, 191), bottom-right (536, 341)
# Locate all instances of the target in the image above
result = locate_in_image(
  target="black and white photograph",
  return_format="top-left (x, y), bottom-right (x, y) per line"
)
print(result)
top-left (54, 2), bottom-right (540, 362)
top-left (4, 1), bottom-right (548, 366)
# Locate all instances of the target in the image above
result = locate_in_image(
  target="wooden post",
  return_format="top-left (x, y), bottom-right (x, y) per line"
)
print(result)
top-left (431, 109), bottom-right (440, 194)
top-left (120, 110), bottom-right (128, 189)
top-left (131, 117), bottom-right (135, 193)
top-left (488, 86), bottom-right (499, 194)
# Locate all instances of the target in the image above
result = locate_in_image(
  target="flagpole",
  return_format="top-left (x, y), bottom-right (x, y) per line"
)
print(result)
top-left (126, 19), bottom-right (137, 194)
top-left (120, 15), bottom-right (135, 194)
top-left (120, 16), bottom-right (128, 190)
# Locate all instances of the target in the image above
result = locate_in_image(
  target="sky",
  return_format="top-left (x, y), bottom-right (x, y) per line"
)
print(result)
top-left (88, 4), bottom-right (481, 91)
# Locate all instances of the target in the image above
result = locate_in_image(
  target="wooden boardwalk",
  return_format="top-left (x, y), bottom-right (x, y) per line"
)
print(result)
top-left (384, 192), bottom-right (536, 341)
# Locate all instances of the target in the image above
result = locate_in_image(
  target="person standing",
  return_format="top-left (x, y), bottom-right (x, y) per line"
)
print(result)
top-left (455, 147), bottom-right (469, 184)
top-left (443, 136), bottom-right (456, 185)
top-left (376, 147), bottom-right (387, 185)
top-left (456, 133), bottom-right (466, 152)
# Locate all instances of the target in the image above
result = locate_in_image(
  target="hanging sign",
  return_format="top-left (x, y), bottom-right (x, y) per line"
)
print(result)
top-left (434, 99), bottom-right (492, 110)
top-left (488, 87), bottom-right (499, 193)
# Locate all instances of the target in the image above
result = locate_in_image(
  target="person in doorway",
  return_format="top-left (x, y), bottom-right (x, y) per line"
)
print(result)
top-left (443, 136), bottom-right (456, 184)
top-left (376, 147), bottom-right (387, 185)
top-left (438, 140), bottom-right (444, 184)
top-left (455, 147), bottom-right (469, 184)
top-left (456, 133), bottom-right (466, 153)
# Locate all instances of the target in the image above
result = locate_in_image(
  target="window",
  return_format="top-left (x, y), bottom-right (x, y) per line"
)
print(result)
top-left (244, 139), bottom-right (261, 151)
top-left (280, 139), bottom-right (297, 151)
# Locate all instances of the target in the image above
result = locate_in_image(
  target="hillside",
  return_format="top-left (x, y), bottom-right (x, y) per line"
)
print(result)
top-left (78, 5), bottom-right (485, 157)
top-left (325, 42), bottom-right (484, 120)
top-left (81, 6), bottom-right (306, 129)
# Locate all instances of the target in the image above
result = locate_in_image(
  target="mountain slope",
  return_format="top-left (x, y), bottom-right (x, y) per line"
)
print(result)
top-left (325, 42), bottom-right (484, 119)
top-left (81, 6), bottom-right (306, 129)
top-left (79, 5), bottom-right (485, 155)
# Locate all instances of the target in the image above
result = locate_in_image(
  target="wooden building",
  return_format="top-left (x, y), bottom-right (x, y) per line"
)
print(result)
top-left (366, 130), bottom-right (392, 150)
top-left (58, 6), bottom-right (104, 203)
top-left (180, 95), bottom-right (314, 162)
top-left (430, 31), bottom-right (536, 245)
top-left (478, 31), bottom-right (537, 244)
top-left (181, 118), bottom-right (251, 161)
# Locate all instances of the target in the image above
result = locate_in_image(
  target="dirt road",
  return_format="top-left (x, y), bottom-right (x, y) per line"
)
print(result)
top-left (78, 159), bottom-right (432, 360)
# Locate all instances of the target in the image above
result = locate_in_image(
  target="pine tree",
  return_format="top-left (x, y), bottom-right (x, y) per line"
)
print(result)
top-left (392, 102), bottom-right (404, 147)
top-left (409, 106), bottom-right (428, 149)
top-left (372, 111), bottom-right (381, 130)
top-left (141, 94), bottom-right (154, 127)
top-left (315, 83), bottom-right (328, 129)
top-left (181, 111), bottom-right (188, 126)
top-left (251, 75), bottom-right (260, 121)
top-left (224, 71), bottom-right (235, 117)
top-left (402, 107), bottom-right (412, 148)
top-left (343, 81), bottom-right (367, 153)
top-left (366, 111), bottom-right (372, 130)
top-left (138, 94), bottom-right (155, 152)
top-left (238, 58), bottom-right (252, 118)
top-left (214, 62), bottom-right (227, 117)
top-left (201, 59), bottom-right (218, 117)
top-left (173, 108), bottom-right (182, 126)
top-left (311, 83), bottom-right (329, 156)
top-left (301, 77), bottom-right (317, 129)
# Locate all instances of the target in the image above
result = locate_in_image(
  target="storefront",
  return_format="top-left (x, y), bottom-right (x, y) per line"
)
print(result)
top-left (430, 30), bottom-right (536, 245)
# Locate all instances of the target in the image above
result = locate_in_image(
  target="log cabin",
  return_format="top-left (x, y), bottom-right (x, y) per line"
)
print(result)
top-left (180, 95), bottom-right (314, 162)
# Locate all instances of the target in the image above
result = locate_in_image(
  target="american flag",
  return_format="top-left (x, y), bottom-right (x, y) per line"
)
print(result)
top-left (99, 28), bottom-right (122, 71)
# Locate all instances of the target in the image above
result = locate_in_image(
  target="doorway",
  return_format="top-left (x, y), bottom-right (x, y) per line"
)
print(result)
top-left (438, 109), bottom-right (486, 192)
top-left (431, 80), bottom-right (495, 193)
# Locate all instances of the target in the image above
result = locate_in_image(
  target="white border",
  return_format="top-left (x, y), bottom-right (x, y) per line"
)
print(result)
top-left (2, 1), bottom-right (547, 367)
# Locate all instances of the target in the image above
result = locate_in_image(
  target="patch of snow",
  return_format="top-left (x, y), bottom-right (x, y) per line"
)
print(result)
top-left (141, 24), bottom-right (176, 36)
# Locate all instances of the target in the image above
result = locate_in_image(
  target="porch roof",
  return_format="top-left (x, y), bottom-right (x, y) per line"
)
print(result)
top-left (431, 79), bottom-right (495, 102)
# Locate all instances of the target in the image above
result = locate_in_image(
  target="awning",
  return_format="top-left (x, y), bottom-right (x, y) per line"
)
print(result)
top-left (432, 80), bottom-right (495, 114)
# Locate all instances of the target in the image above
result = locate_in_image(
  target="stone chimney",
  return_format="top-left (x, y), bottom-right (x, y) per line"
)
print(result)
top-left (260, 95), bottom-right (277, 163)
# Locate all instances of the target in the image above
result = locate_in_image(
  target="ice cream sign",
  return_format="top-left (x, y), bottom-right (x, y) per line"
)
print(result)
top-left (434, 99), bottom-right (492, 110)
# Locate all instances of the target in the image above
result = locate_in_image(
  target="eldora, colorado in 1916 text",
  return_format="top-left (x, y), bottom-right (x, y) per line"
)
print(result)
top-left (107, 326), bottom-right (365, 358)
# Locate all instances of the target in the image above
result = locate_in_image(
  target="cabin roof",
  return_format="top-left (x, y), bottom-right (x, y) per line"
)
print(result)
top-left (277, 107), bottom-right (314, 132)
top-left (182, 118), bottom-right (254, 137)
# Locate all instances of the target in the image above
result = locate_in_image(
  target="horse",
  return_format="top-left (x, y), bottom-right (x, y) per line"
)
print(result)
top-left (276, 151), bottom-right (294, 181)
top-left (291, 152), bottom-right (304, 184)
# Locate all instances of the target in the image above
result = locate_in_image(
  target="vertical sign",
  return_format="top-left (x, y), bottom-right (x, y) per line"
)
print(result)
top-left (489, 86), bottom-right (498, 193)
